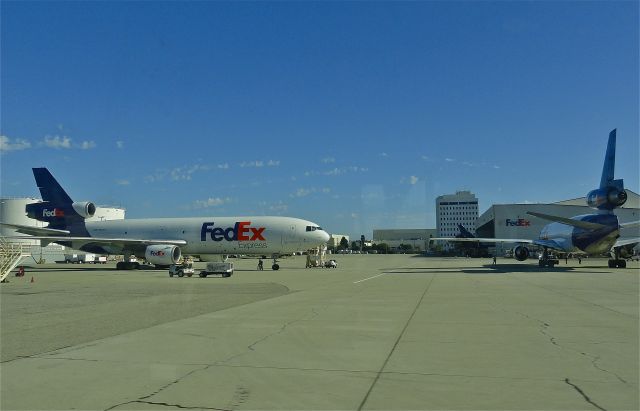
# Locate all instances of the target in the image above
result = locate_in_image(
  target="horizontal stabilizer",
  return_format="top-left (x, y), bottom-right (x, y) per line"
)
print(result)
top-left (527, 212), bottom-right (608, 230)
top-left (0, 222), bottom-right (70, 236)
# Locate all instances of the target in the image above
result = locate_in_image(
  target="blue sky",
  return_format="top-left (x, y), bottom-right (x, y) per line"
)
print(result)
top-left (1, 1), bottom-right (638, 239)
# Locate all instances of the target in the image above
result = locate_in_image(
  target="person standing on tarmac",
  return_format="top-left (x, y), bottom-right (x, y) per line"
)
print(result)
top-left (257, 258), bottom-right (264, 271)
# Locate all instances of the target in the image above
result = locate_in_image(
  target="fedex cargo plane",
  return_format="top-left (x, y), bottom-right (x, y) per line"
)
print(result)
top-left (430, 129), bottom-right (639, 268)
top-left (2, 168), bottom-right (330, 270)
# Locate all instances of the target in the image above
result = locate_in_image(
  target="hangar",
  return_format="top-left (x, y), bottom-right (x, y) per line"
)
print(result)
top-left (373, 229), bottom-right (436, 251)
top-left (475, 191), bottom-right (640, 255)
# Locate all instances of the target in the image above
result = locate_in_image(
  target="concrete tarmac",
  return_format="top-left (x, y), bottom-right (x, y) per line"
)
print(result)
top-left (1, 255), bottom-right (638, 410)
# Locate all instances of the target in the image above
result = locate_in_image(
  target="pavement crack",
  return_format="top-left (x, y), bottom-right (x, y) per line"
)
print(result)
top-left (106, 400), bottom-right (231, 410)
top-left (357, 274), bottom-right (436, 411)
top-left (564, 378), bottom-right (607, 411)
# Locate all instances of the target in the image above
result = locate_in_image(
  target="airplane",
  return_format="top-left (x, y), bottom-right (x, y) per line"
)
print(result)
top-left (1, 167), bottom-right (331, 270)
top-left (430, 129), bottom-right (639, 268)
top-left (454, 224), bottom-right (490, 257)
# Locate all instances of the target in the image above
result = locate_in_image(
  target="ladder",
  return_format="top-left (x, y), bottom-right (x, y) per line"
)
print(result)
top-left (0, 237), bottom-right (29, 282)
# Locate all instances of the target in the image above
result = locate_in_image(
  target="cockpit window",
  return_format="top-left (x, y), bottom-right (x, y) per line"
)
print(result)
top-left (306, 226), bottom-right (323, 232)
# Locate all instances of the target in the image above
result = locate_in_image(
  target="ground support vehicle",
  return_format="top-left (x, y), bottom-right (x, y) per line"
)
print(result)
top-left (169, 261), bottom-right (195, 277)
top-left (199, 262), bottom-right (234, 278)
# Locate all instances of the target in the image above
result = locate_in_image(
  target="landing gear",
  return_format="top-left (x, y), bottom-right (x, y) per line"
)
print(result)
top-left (116, 253), bottom-right (140, 270)
top-left (608, 248), bottom-right (627, 268)
top-left (538, 248), bottom-right (559, 268)
top-left (116, 261), bottom-right (140, 270)
top-left (271, 255), bottom-right (280, 271)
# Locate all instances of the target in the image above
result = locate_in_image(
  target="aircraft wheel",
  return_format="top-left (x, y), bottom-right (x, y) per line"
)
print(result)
top-left (272, 264), bottom-right (280, 270)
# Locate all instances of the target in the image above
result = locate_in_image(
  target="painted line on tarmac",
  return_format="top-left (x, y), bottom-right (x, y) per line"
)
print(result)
top-left (353, 273), bottom-right (387, 283)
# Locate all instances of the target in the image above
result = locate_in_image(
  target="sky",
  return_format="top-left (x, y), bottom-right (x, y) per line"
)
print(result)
top-left (1, 1), bottom-right (638, 239)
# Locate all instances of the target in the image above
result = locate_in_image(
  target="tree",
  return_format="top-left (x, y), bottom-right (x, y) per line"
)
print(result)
top-left (339, 236), bottom-right (349, 250)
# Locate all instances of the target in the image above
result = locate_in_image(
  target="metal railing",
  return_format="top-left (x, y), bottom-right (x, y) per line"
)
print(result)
top-left (0, 237), bottom-right (30, 282)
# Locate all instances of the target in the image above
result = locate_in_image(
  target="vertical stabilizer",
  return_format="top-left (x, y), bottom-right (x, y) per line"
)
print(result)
top-left (32, 167), bottom-right (74, 204)
top-left (600, 129), bottom-right (617, 189)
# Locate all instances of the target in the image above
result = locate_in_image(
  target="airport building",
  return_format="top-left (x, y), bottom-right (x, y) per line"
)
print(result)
top-left (436, 191), bottom-right (479, 237)
top-left (327, 234), bottom-right (350, 249)
top-left (372, 229), bottom-right (436, 251)
top-left (0, 197), bottom-right (125, 262)
top-left (475, 190), bottom-right (640, 255)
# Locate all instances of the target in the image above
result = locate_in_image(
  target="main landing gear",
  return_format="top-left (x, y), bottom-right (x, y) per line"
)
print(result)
top-left (271, 255), bottom-right (280, 271)
top-left (538, 248), bottom-right (559, 268)
top-left (608, 249), bottom-right (627, 268)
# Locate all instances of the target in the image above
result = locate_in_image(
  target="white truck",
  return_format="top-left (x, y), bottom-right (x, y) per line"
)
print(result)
top-left (199, 262), bottom-right (234, 278)
top-left (64, 253), bottom-right (96, 264)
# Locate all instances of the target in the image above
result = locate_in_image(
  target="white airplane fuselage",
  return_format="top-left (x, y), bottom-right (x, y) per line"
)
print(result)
top-left (78, 216), bottom-right (330, 257)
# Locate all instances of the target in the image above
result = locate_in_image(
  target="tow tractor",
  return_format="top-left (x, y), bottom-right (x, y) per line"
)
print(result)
top-left (169, 258), bottom-right (195, 277)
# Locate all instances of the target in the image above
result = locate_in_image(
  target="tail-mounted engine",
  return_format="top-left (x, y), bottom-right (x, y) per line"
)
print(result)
top-left (145, 245), bottom-right (181, 265)
top-left (586, 187), bottom-right (627, 210)
top-left (513, 245), bottom-right (530, 261)
top-left (72, 202), bottom-right (96, 218)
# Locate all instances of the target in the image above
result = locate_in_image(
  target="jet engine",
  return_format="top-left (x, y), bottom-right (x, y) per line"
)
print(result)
top-left (513, 245), bottom-right (530, 261)
top-left (145, 245), bottom-right (181, 265)
top-left (72, 201), bottom-right (97, 218)
top-left (586, 188), bottom-right (627, 210)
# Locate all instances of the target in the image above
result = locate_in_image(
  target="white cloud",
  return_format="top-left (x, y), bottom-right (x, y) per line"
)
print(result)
top-left (192, 197), bottom-right (231, 209)
top-left (380, 152), bottom-right (388, 157)
top-left (80, 141), bottom-right (96, 150)
top-left (409, 176), bottom-right (419, 185)
top-left (269, 202), bottom-right (288, 213)
top-left (217, 163), bottom-right (229, 169)
top-left (0, 135), bottom-right (32, 152)
top-left (321, 156), bottom-right (336, 163)
top-left (116, 141), bottom-right (124, 149)
top-left (445, 158), bottom-right (455, 162)
top-left (293, 188), bottom-right (312, 197)
top-left (240, 160), bottom-right (280, 168)
top-left (116, 179), bottom-right (131, 186)
top-left (169, 164), bottom-right (210, 181)
top-left (43, 135), bottom-right (72, 149)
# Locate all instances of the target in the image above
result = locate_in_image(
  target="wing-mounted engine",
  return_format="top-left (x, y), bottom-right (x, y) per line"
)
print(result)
top-left (145, 245), bottom-right (181, 265)
top-left (513, 245), bottom-right (530, 261)
top-left (72, 202), bottom-right (96, 218)
top-left (586, 187), bottom-right (627, 211)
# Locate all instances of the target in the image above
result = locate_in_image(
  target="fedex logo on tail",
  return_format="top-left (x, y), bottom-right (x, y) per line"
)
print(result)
top-left (43, 208), bottom-right (65, 217)
top-left (201, 222), bottom-right (266, 242)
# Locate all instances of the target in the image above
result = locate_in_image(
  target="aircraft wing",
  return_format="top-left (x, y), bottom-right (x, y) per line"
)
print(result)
top-left (526, 212), bottom-right (608, 230)
top-left (619, 221), bottom-right (640, 230)
top-left (613, 238), bottom-right (640, 248)
top-left (0, 222), bottom-right (71, 236)
top-left (429, 237), bottom-right (534, 244)
top-left (6, 235), bottom-right (187, 247)
top-left (531, 239), bottom-right (565, 251)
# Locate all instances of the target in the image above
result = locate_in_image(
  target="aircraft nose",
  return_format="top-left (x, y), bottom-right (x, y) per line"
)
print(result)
top-left (320, 230), bottom-right (330, 243)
